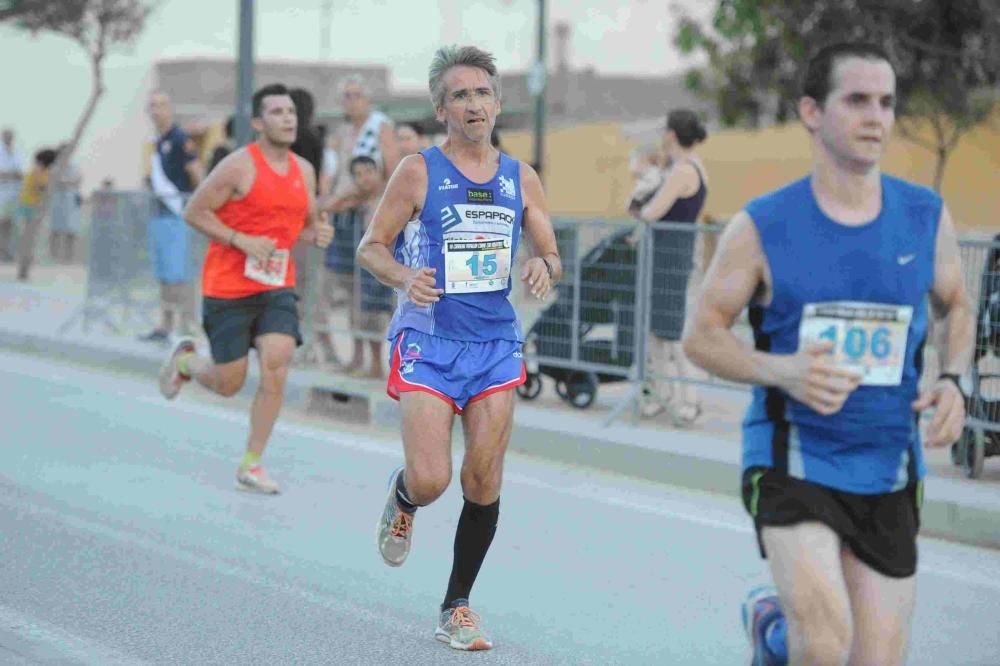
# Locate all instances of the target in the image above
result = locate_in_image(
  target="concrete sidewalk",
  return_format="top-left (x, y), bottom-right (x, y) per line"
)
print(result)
top-left (3, 264), bottom-right (999, 549)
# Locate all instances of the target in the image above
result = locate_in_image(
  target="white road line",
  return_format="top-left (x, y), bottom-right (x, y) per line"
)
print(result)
top-left (0, 603), bottom-right (151, 666)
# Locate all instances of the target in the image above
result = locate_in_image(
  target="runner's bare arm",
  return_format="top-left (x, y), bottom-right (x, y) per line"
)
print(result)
top-left (929, 205), bottom-right (975, 376)
top-left (913, 205), bottom-right (975, 446)
top-left (683, 211), bottom-right (862, 415)
top-left (356, 154), bottom-right (441, 305)
top-left (519, 162), bottom-right (561, 298)
top-left (183, 149), bottom-right (272, 261)
top-left (183, 149), bottom-right (251, 244)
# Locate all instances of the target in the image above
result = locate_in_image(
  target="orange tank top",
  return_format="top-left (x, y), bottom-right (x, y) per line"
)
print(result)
top-left (202, 144), bottom-right (309, 298)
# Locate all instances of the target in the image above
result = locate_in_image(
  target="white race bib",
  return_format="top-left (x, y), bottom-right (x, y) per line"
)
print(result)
top-left (444, 237), bottom-right (511, 294)
top-left (244, 249), bottom-right (289, 286)
top-left (798, 301), bottom-right (912, 386)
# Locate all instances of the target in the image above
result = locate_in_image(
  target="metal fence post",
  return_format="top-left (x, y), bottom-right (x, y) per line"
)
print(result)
top-left (569, 225), bottom-right (580, 364)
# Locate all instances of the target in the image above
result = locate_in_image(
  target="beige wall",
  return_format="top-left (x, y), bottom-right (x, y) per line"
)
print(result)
top-left (502, 114), bottom-right (1000, 231)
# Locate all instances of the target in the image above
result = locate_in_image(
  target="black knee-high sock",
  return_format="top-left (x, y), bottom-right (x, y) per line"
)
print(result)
top-left (442, 497), bottom-right (500, 611)
top-left (395, 470), bottom-right (419, 514)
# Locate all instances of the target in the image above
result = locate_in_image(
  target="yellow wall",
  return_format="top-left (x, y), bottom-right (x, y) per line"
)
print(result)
top-left (502, 115), bottom-right (1000, 231)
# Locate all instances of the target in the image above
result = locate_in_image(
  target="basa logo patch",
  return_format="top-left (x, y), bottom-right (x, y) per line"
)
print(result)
top-left (467, 188), bottom-right (494, 204)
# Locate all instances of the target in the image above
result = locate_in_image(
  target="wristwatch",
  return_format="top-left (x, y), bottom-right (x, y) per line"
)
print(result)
top-left (540, 256), bottom-right (554, 279)
top-left (939, 373), bottom-right (963, 395)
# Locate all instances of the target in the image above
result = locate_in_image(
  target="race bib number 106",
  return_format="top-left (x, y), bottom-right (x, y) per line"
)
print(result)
top-left (798, 301), bottom-right (912, 386)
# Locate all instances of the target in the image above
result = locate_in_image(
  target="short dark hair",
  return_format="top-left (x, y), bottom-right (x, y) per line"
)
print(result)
top-left (667, 109), bottom-right (707, 148)
top-left (802, 42), bottom-right (893, 107)
top-left (35, 148), bottom-right (57, 168)
top-left (224, 115), bottom-right (235, 139)
top-left (252, 83), bottom-right (291, 118)
top-left (349, 155), bottom-right (377, 175)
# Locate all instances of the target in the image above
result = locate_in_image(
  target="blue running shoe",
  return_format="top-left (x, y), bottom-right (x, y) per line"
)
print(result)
top-left (742, 586), bottom-right (785, 666)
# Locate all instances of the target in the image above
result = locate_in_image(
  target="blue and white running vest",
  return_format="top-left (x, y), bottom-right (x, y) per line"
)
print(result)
top-left (387, 146), bottom-right (524, 342)
top-left (742, 175), bottom-right (942, 494)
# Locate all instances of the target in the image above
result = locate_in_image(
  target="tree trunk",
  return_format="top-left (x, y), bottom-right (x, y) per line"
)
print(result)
top-left (933, 147), bottom-right (948, 193)
top-left (17, 48), bottom-right (104, 280)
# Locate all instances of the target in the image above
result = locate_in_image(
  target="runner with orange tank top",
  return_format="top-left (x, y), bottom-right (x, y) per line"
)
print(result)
top-left (157, 83), bottom-right (333, 494)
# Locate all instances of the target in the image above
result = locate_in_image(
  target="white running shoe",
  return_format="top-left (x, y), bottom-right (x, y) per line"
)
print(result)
top-left (435, 604), bottom-right (493, 651)
top-left (158, 336), bottom-right (195, 400)
top-left (376, 467), bottom-right (414, 567)
top-left (235, 464), bottom-right (281, 494)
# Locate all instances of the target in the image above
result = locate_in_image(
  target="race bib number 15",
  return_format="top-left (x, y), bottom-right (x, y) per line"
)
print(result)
top-left (444, 237), bottom-right (511, 294)
top-left (798, 301), bottom-right (912, 386)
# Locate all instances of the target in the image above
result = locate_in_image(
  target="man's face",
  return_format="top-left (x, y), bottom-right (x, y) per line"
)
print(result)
top-left (803, 57), bottom-right (896, 169)
top-left (435, 66), bottom-right (500, 144)
top-left (148, 93), bottom-right (173, 128)
top-left (395, 125), bottom-right (422, 157)
top-left (351, 162), bottom-right (382, 195)
top-left (1, 130), bottom-right (12, 147)
top-left (252, 94), bottom-right (297, 147)
top-left (342, 83), bottom-right (370, 122)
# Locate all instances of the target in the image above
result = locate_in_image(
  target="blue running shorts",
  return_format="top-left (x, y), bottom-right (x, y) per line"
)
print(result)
top-left (387, 329), bottom-right (526, 413)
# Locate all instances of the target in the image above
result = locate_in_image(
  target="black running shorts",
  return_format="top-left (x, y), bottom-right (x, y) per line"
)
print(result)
top-left (741, 467), bottom-right (922, 578)
top-left (202, 288), bottom-right (302, 364)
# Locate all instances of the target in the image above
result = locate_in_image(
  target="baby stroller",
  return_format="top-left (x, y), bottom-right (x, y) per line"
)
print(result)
top-left (953, 233), bottom-right (1000, 478)
top-left (517, 227), bottom-right (638, 409)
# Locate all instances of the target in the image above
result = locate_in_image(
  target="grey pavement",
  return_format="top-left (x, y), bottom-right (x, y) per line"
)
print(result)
top-left (3, 350), bottom-right (1000, 665)
top-left (2, 264), bottom-right (999, 551)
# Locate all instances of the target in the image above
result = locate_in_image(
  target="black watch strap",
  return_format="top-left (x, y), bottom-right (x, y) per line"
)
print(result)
top-left (540, 256), bottom-right (554, 278)
top-left (939, 373), bottom-right (963, 394)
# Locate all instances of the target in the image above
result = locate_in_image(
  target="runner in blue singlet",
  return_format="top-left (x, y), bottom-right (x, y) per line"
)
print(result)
top-left (683, 42), bottom-right (974, 666)
top-left (357, 45), bottom-right (561, 652)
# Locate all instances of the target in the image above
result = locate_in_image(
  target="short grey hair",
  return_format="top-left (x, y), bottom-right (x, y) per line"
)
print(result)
top-left (338, 74), bottom-right (371, 97)
top-left (428, 45), bottom-right (501, 110)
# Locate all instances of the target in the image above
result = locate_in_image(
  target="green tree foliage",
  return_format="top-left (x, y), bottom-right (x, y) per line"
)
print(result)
top-left (674, 0), bottom-right (1000, 190)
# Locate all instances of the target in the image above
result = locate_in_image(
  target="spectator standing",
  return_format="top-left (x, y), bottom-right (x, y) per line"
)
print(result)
top-left (395, 122), bottom-right (427, 158)
top-left (13, 148), bottom-right (57, 279)
top-left (141, 91), bottom-right (204, 342)
top-left (0, 128), bottom-right (25, 262)
top-left (632, 109), bottom-right (709, 426)
top-left (207, 116), bottom-right (236, 175)
top-left (48, 143), bottom-right (83, 264)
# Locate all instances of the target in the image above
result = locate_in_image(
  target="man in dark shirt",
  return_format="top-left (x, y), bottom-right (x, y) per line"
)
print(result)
top-left (142, 91), bottom-right (203, 342)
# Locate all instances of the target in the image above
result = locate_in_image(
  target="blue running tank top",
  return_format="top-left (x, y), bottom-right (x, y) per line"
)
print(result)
top-left (743, 174), bottom-right (942, 494)
top-left (387, 146), bottom-right (524, 342)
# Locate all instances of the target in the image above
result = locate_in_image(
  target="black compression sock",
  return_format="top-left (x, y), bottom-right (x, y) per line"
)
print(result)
top-left (395, 470), bottom-right (419, 514)
top-left (442, 497), bottom-right (500, 611)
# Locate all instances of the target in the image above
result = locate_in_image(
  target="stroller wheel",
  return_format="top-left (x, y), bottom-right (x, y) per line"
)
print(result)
top-left (556, 371), bottom-right (598, 409)
top-left (960, 427), bottom-right (986, 479)
top-left (517, 373), bottom-right (543, 400)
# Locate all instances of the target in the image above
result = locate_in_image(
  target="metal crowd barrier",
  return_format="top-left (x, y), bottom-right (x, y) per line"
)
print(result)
top-left (59, 191), bottom-right (204, 335)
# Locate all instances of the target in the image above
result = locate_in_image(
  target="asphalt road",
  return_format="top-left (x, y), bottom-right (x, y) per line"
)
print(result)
top-left (2, 350), bottom-right (999, 665)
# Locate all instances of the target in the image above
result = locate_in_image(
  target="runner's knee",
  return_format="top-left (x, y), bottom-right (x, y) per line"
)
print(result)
top-left (405, 464), bottom-right (451, 505)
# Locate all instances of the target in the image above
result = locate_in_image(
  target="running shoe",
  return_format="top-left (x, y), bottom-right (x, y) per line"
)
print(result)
top-left (158, 336), bottom-right (195, 400)
top-left (376, 467), bottom-right (413, 567)
top-left (236, 464), bottom-right (281, 494)
top-left (742, 586), bottom-right (784, 666)
top-left (435, 602), bottom-right (493, 651)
